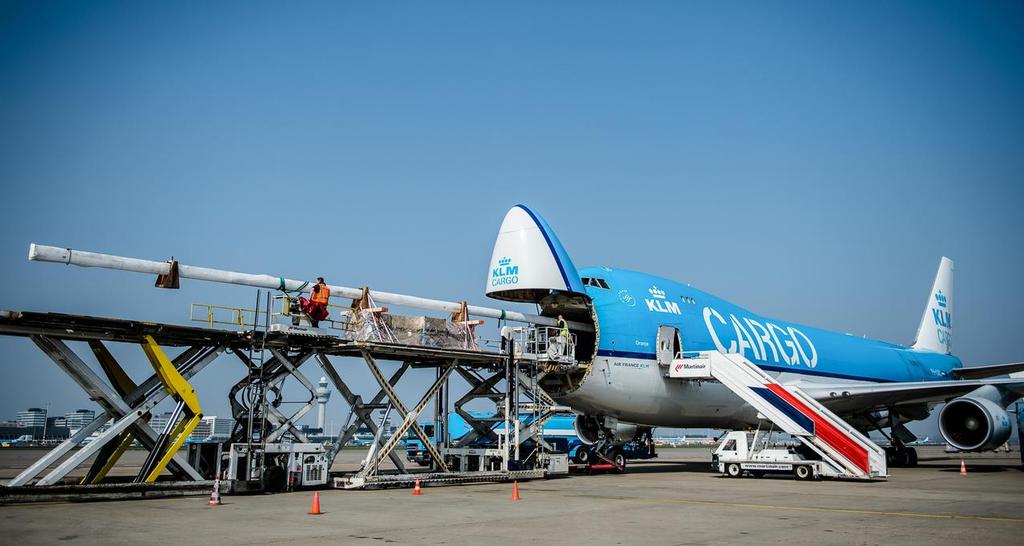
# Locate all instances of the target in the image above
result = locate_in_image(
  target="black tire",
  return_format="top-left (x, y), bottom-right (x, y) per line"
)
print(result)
top-left (613, 451), bottom-right (627, 473)
top-left (794, 464), bottom-right (813, 481)
top-left (726, 463), bottom-right (743, 478)
top-left (884, 446), bottom-right (896, 467)
top-left (262, 464), bottom-right (287, 492)
top-left (574, 448), bottom-right (591, 465)
top-left (895, 449), bottom-right (911, 468)
top-left (907, 447), bottom-right (918, 468)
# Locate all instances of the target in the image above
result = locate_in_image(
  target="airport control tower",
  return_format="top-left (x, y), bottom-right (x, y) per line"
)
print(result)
top-left (315, 376), bottom-right (330, 432)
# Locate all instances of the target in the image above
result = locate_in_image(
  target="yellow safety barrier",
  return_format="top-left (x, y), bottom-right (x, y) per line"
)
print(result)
top-left (189, 302), bottom-right (261, 328)
top-left (189, 299), bottom-right (352, 332)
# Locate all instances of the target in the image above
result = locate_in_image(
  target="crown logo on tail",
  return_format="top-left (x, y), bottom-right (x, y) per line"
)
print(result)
top-left (934, 290), bottom-right (947, 308)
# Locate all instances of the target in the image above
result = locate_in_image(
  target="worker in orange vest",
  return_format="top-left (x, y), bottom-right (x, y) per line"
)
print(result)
top-left (306, 277), bottom-right (330, 327)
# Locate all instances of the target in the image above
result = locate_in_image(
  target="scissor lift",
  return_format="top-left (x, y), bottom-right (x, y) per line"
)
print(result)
top-left (0, 312), bottom-right (233, 490)
top-left (0, 303), bottom-right (573, 498)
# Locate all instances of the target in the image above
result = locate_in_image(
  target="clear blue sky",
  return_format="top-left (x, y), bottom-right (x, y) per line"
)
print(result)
top-left (1, 2), bottom-right (1022, 437)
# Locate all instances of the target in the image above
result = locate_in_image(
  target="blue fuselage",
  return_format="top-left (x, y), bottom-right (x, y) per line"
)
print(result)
top-left (553, 267), bottom-right (962, 428)
top-left (583, 267), bottom-right (961, 383)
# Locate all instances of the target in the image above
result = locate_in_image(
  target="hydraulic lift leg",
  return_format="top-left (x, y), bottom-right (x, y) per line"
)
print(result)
top-left (82, 341), bottom-right (143, 484)
top-left (136, 335), bottom-right (203, 483)
top-left (317, 354), bottom-right (409, 472)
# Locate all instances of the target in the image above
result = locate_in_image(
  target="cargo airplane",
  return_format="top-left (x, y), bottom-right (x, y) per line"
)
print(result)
top-left (485, 205), bottom-right (1024, 468)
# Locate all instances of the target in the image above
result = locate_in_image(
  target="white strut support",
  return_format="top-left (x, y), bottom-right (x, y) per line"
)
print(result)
top-left (28, 244), bottom-right (593, 332)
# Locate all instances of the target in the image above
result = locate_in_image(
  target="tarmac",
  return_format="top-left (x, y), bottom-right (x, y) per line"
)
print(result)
top-left (1, 446), bottom-right (1022, 545)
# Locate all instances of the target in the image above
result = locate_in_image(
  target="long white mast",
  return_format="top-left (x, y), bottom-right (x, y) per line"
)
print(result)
top-left (28, 244), bottom-right (592, 331)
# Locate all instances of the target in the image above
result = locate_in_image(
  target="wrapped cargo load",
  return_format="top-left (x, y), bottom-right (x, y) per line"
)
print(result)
top-left (350, 313), bottom-right (478, 350)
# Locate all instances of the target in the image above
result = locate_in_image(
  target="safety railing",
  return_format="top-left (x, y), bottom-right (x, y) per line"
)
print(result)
top-left (509, 326), bottom-right (576, 364)
top-left (274, 295), bottom-right (355, 334)
top-left (189, 299), bottom-right (491, 350)
top-left (190, 303), bottom-right (265, 328)
top-left (189, 300), bottom-right (353, 333)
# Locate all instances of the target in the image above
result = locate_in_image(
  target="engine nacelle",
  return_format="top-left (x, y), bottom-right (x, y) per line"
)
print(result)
top-left (574, 415), bottom-right (639, 446)
top-left (939, 394), bottom-right (1013, 452)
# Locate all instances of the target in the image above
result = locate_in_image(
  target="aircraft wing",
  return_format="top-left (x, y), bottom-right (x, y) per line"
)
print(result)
top-left (798, 378), bottom-right (1024, 415)
top-left (951, 362), bottom-right (1024, 379)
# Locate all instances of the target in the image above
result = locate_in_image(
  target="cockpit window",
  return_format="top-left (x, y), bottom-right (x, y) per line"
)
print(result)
top-left (581, 277), bottom-right (610, 289)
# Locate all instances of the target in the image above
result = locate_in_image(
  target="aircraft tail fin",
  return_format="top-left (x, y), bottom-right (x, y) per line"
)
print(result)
top-left (911, 257), bottom-right (954, 354)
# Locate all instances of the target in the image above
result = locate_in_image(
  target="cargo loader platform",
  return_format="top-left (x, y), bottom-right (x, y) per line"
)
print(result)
top-left (0, 309), bottom-right (570, 496)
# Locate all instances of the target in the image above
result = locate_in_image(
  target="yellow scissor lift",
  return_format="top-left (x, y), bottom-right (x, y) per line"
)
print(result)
top-left (81, 335), bottom-right (203, 484)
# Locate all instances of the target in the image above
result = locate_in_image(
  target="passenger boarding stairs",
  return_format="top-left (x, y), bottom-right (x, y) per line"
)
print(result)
top-left (672, 351), bottom-right (887, 480)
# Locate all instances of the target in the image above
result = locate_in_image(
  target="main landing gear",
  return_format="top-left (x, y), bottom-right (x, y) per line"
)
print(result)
top-left (574, 440), bottom-right (627, 473)
top-left (868, 409), bottom-right (920, 468)
top-left (885, 445), bottom-right (918, 468)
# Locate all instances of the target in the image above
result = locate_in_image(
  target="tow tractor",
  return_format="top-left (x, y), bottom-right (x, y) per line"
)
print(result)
top-left (714, 429), bottom-right (845, 481)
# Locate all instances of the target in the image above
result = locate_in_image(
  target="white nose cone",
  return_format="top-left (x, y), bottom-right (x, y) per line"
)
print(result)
top-left (486, 205), bottom-right (587, 303)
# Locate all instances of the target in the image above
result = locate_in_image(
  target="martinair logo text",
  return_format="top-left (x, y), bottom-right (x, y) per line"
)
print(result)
top-left (645, 286), bottom-right (681, 315)
top-left (491, 257), bottom-right (519, 287)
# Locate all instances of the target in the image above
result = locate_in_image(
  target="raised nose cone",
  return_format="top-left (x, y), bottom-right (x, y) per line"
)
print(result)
top-left (485, 205), bottom-right (587, 303)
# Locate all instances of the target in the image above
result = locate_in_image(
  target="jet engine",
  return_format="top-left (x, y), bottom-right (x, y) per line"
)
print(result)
top-left (939, 389), bottom-right (1013, 452)
top-left (574, 415), bottom-right (639, 446)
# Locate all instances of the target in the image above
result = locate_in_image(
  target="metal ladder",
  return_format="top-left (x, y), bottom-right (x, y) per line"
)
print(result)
top-left (685, 350), bottom-right (887, 479)
top-left (242, 290), bottom-right (273, 481)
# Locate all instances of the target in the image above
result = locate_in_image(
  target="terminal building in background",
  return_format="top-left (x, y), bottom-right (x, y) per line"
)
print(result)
top-left (64, 409), bottom-right (96, 430)
top-left (16, 408), bottom-right (47, 428)
top-left (2, 407), bottom-right (70, 444)
top-left (147, 411), bottom-right (235, 443)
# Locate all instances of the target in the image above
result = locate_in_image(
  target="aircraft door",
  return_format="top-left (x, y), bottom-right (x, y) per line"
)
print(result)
top-left (656, 325), bottom-right (683, 366)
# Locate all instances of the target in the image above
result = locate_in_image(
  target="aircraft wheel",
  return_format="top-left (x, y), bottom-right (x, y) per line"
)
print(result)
top-left (895, 449), bottom-right (911, 468)
top-left (574, 449), bottom-right (591, 465)
top-left (907, 447), bottom-right (918, 467)
top-left (884, 447), bottom-right (897, 467)
top-left (613, 451), bottom-right (627, 473)
top-left (726, 463), bottom-right (742, 478)
top-left (794, 465), bottom-right (814, 481)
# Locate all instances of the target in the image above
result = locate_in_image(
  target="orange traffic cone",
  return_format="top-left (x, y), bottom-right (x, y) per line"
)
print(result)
top-left (309, 492), bottom-right (322, 515)
top-left (412, 479), bottom-right (423, 496)
top-left (208, 473), bottom-right (222, 506)
top-left (511, 480), bottom-right (521, 501)
top-left (960, 459), bottom-right (967, 476)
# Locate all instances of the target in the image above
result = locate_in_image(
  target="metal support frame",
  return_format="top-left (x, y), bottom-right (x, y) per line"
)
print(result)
top-left (8, 338), bottom-right (224, 486)
top-left (512, 408), bottom-right (561, 453)
top-left (452, 366), bottom-right (557, 449)
top-left (80, 340), bottom-right (149, 484)
top-left (452, 368), bottom-right (504, 445)
top-left (264, 349), bottom-right (317, 443)
top-left (362, 351), bottom-right (452, 473)
top-left (362, 404), bottom-right (394, 477)
top-left (316, 353), bottom-right (409, 472)
top-left (136, 335), bottom-right (204, 483)
top-left (228, 349), bottom-right (315, 445)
